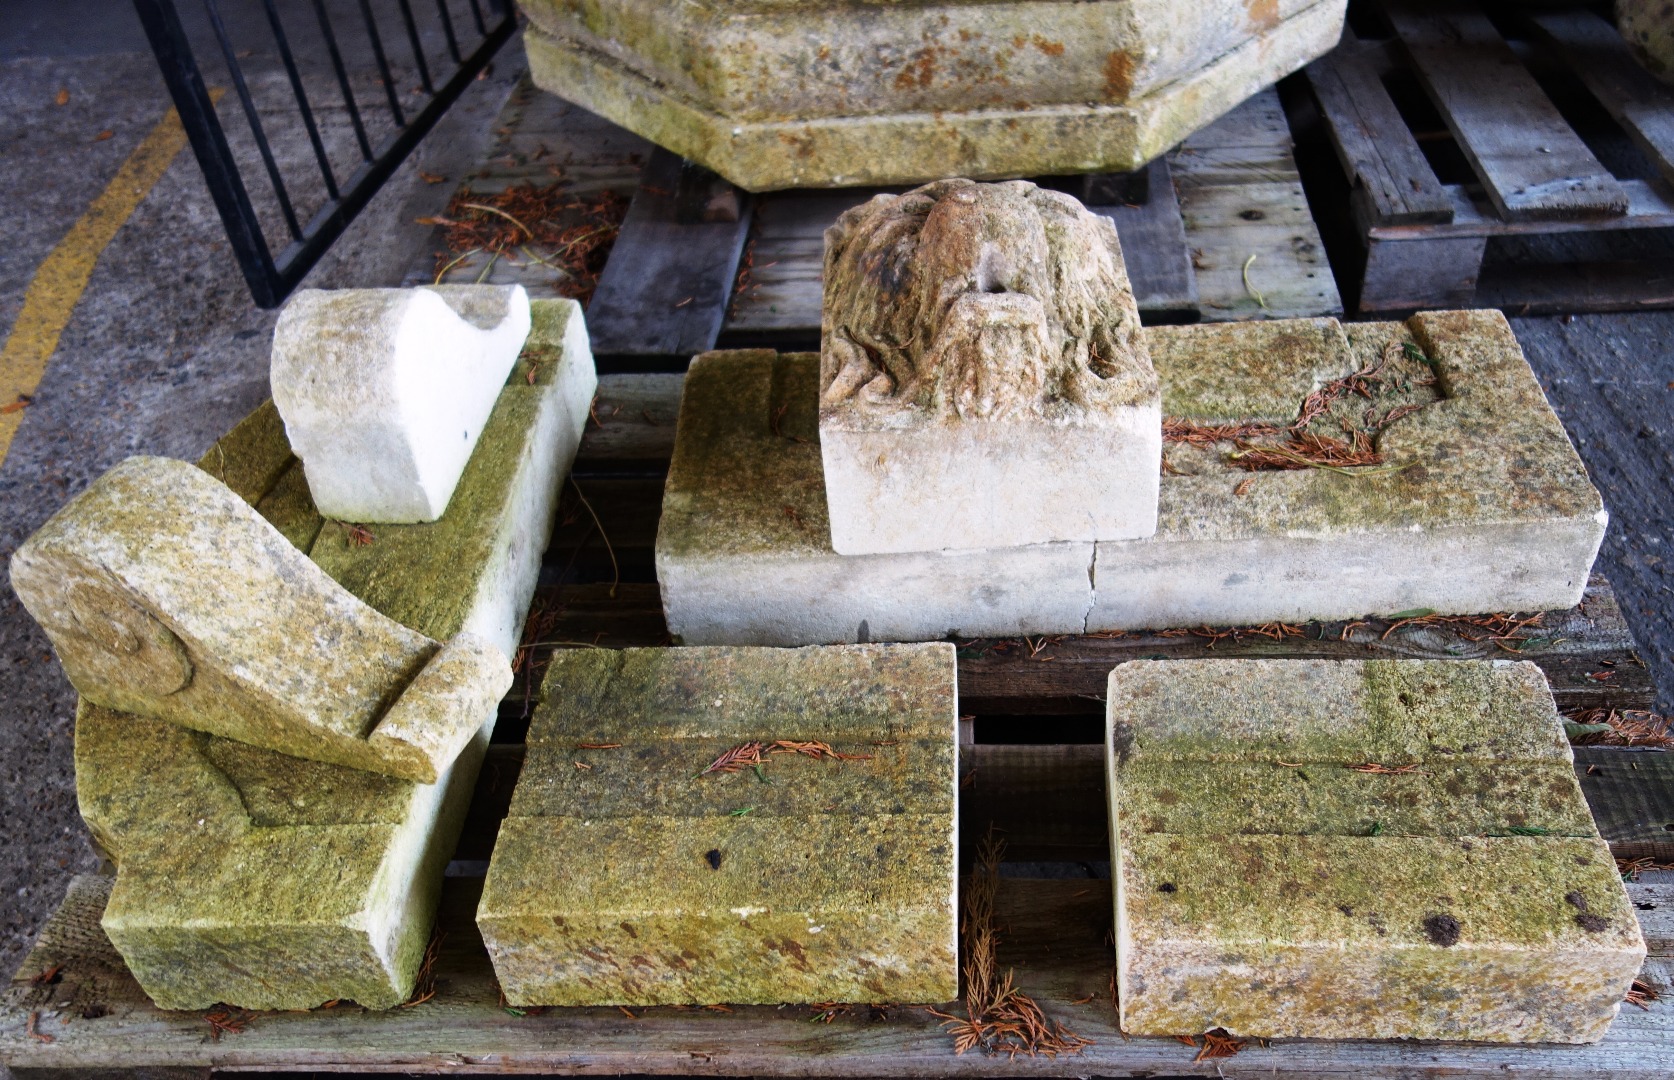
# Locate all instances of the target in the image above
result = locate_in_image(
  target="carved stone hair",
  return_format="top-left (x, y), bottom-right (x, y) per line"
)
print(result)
top-left (820, 178), bottom-right (1149, 421)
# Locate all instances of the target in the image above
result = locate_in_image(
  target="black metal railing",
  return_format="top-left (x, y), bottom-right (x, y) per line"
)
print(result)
top-left (134, 0), bottom-right (516, 308)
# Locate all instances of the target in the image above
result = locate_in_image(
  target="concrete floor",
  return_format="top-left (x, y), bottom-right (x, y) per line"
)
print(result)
top-left (0, 0), bottom-right (1672, 1033)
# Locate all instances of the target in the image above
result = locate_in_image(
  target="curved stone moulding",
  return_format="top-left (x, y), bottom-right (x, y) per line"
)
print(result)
top-left (10, 455), bottom-right (511, 784)
top-left (518, 0), bottom-right (1350, 189)
top-left (69, 297), bottom-right (597, 1011)
top-left (271, 284), bottom-right (533, 524)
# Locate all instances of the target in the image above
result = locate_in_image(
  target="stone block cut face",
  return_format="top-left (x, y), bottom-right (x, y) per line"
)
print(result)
top-left (10, 455), bottom-right (510, 784)
top-left (477, 643), bottom-right (960, 1006)
top-left (1106, 658), bottom-right (1645, 1043)
top-left (67, 298), bottom-right (594, 1011)
top-left (820, 180), bottom-right (1160, 554)
top-left (271, 284), bottom-right (532, 523)
top-left (519, 0), bottom-right (1349, 189)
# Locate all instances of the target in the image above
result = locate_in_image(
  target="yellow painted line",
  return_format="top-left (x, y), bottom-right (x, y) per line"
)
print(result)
top-left (0, 100), bottom-right (209, 466)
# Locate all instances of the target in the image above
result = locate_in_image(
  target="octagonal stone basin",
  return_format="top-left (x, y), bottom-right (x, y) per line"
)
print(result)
top-left (519, 0), bottom-right (1348, 190)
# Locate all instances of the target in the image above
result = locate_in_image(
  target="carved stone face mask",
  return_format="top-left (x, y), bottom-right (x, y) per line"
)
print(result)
top-left (820, 178), bottom-right (1147, 421)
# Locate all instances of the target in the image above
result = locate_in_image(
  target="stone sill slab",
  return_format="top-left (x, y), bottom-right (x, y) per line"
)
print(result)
top-left (656, 310), bottom-right (1605, 646)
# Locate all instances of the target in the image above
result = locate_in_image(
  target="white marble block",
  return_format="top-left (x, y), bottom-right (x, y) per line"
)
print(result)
top-left (271, 284), bottom-right (533, 523)
top-left (819, 181), bottom-right (1160, 555)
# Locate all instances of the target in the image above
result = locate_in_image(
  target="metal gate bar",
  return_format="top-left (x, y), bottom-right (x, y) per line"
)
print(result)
top-left (133, 0), bottom-right (515, 308)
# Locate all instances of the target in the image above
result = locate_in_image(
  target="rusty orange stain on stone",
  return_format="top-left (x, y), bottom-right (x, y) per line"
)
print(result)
top-left (1246, 0), bottom-right (1281, 33)
top-left (1103, 49), bottom-right (1134, 100)
top-left (893, 47), bottom-right (938, 90)
top-left (1032, 35), bottom-right (1066, 57)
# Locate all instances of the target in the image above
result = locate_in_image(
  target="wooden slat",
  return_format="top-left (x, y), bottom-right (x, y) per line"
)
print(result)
top-left (575, 373), bottom-right (681, 469)
top-left (5, 875), bottom-right (1671, 1075)
top-left (1383, 0), bottom-right (1629, 222)
top-left (1529, 10), bottom-right (1674, 188)
top-left (1091, 157), bottom-right (1200, 321)
top-left (1170, 92), bottom-right (1343, 321)
top-left (584, 148), bottom-right (754, 357)
top-left (1306, 48), bottom-right (1453, 226)
top-left (1360, 233), bottom-right (1486, 311)
top-left (1574, 748), bottom-right (1674, 862)
top-left (1368, 180), bottom-right (1674, 239)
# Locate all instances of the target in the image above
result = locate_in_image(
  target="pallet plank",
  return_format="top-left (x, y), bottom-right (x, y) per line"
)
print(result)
top-left (584, 148), bottom-right (754, 357)
top-left (1305, 48), bottom-right (1454, 225)
top-left (1574, 748), bottom-right (1674, 862)
top-left (4, 874), bottom-right (1671, 1075)
top-left (1529, 10), bottom-right (1674, 189)
top-left (1384, 0), bottom-right (1629, 222)
top-left (1092, 157), bottom-right (1200, 321)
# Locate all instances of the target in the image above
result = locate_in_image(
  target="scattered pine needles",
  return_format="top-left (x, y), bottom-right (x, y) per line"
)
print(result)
top-left (696, 739), bottom-right (873, 779)
top-left (400, 931), bottom-right (445, 1007)
top-left (430, 181), bottom-right (628, 303)
top-left (1618, 856), bottom-right (1674, 880)
top-left (1627, 979), bottom-right (1662, 1010)
top-left (1565, 707), bottom-right (1674, 749)
top-left (927, 831), bottom-right (1091, 1059)
top-left (1165, 339), bottom-right (1436, 474)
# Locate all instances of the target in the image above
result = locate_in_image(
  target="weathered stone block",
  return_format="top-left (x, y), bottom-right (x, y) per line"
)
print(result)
top-left (11, 455), bottom-right (509, 784)
top-left (1107, 658), bottom-right (1645, 1042)
top-left (657, 350), bottom-right (1096, 644)
top-left (519, 0), bottom-right (1349, 190)
top-left (820, 180), bottom-right (1159, 554)
top-left (1087, 309), bottom-right (1607, 628)
top-left (477, 643), bottom-right (959, 1006)
top-left (70, 299), bottom-right (594, 1011)
top-left (271, 284), bottom-right (531, 523)
top-left (658, 311), bottom-right (1605, 645)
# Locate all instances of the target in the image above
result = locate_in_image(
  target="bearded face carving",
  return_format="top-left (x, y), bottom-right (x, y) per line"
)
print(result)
top-left (820, 179), bottom-right (1151, 422)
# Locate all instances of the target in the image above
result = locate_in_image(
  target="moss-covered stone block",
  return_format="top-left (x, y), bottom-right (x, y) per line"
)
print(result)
top-left (519, 0), bottom-right (1348, 189)
top-left (70, 299), bottom-right (594, 1011)
top-left (1107, 658), bottom-right (1646, 1042)
top-left (657, 311), bottom-right (1606, 644)
top-left (477, 643), bottom-right (959, 1006)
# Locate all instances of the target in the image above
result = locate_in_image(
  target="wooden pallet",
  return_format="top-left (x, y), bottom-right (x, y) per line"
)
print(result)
top-left (4, 371), bottom-right (1673, 1078)
top-left (414, 81), bottom-right (1343, 362)
top-left (1306, 0), bottom-right (1674, 313)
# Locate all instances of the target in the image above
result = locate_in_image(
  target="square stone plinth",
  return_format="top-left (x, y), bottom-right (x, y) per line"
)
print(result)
top-left (75, 299), bottom-right (594, 1011)
top-left (520, 0), bottom-right (1347, 189)
top-left (656, 310), bottom-right (1605, 645)
top-left (658, 350), bottom-right (1096, 645)
top-left (1107, 658), bottom-right (1645, 1043)
top-left (477, 643), bottom-right (959, 1006)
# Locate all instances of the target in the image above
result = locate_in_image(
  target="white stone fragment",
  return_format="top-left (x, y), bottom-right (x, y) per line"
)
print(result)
top-left (271, 284), bottom-right (533, 523)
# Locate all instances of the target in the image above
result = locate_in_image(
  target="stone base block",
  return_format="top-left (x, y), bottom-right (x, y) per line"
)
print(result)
top-left (478, 643), bottom-right (959, 1006)
top-left (74, 299), bottom-right (593, 1011)
top-left (658, 350), bottom-right (1095, 644)
top-left (657, 312), bottom-right (1605, 645)
top-left (1107, 659), bottom-right (1645, 1043)
top-left (521, 0), bottom-right (1348, 190)
top-left (823, 415), bottom-right (1161, 554)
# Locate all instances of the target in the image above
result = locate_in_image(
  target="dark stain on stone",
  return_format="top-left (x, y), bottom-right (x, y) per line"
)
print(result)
top-left (1576, 913), bottom-right (1610, 932)
top-left (766, 937), bottom-right (812, 972)
top-left (705, 848), bottom-right (723, 870)
top-left (1157, 881), bottom-right (1177, 893)
top-left (620, 921), bottom-right (639, 939)
top-left (1422, 912), bottom-right (1461, 947)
